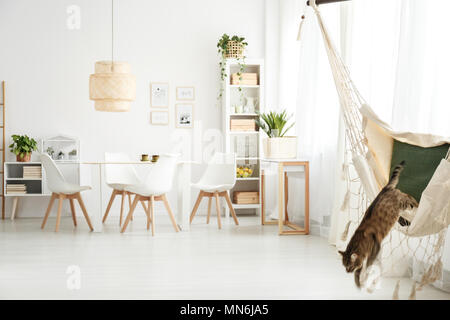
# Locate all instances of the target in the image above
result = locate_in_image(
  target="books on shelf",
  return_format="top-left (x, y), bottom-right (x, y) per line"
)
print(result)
top-left (6, 184), bottom-right (27, 194)
top-left (22, 166), bottom-right (42, 179)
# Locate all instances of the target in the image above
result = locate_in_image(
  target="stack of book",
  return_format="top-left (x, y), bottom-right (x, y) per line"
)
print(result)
top-left (23, 166), bottom-right (42, 179)
top-left (6, 184), bottom-right (27, 194)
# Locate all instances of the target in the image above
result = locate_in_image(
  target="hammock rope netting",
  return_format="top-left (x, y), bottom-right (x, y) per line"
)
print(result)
top-left (301, 0), bottom-right (450, 298)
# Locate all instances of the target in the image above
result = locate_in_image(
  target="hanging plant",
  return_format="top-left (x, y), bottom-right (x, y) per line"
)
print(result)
top-left (216, 34), bottom-right (248, 103)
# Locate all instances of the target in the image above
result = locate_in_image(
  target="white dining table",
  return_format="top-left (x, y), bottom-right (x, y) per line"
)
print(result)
top-left (80, 160), bottom-right (196, 232)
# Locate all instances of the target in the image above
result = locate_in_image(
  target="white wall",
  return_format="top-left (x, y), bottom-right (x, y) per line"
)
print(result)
top-left (0, 0), bottom-right (266, 217)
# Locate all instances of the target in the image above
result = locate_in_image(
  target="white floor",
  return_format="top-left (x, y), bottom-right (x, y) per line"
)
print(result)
top-left (1, 215), bottom-right (449, 300)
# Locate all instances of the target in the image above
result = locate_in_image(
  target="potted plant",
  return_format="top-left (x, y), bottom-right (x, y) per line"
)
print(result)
top-left (45, 146), bottom-right (55, 159)
top-left (57, 151), bottom-right (65, 160)
top-left (217, 34), bottom-right (248, 101)
top-left (255, 110), bottom-right (297, 159)
top-left (9, 134), bottom-right (38, 162)
top-left (68, 149), bottom-right (77, 160)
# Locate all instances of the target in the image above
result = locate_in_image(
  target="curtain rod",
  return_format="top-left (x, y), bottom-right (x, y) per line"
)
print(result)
top-left (307, 0), bottom-right (350, 6)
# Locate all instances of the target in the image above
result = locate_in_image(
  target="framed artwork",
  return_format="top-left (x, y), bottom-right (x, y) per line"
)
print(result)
top-left (150, 82), bottom-right (169, 108)
top-left (176, 86), bottom-right (195, 100)
top-left (175, 104), bottom-right (193, 128)
top-left (150, 111), bottom-right (169, 125)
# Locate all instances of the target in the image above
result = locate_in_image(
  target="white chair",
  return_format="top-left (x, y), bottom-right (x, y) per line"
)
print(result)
top-left (189, 152), bottom-right (239, 229)
top-left (120, 154), bottom-right (180, 235)
top-left (40, 154), bottom-right (93, 232)
top-left (102, 152), bottom-right (145, 226)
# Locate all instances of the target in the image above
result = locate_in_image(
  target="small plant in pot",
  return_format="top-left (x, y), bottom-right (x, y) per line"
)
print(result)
top-left (9, 134), bottom-right (38, 162)
top-left (68, 149), bottom-right (77, 160)
top-left (255, 110), bottom-right (297, 159)
top-left (217, 34), bottom-right (248, 102)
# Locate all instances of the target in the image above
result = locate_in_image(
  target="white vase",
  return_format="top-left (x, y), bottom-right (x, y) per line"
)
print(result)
top-left (244, 97), bottom-right (257, 113)
top-left (262, 137), bottom-right (298, 159)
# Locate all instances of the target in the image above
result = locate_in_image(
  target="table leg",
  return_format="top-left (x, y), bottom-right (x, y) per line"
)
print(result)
top-left (91, 163), bottom-right (103, 232)
top-left (177, 163), bottom-right (191, 231)
top-left (278, 163), bottom-right (284, 235)
top-left (10, 196), bottom-right (18, 220)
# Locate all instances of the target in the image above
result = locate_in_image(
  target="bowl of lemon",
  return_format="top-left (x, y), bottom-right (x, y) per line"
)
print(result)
top-left (236, 165), bottom-right (254, 178)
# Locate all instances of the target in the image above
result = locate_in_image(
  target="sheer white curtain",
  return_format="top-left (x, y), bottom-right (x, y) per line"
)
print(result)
top-left (271, 0), bottom-right (450, 236)
top-left (269, 0), bottom-right (342, 231)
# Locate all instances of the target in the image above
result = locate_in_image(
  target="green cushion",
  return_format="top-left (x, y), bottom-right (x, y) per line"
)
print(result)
top-left (389, 140), bottom-right (449, 202)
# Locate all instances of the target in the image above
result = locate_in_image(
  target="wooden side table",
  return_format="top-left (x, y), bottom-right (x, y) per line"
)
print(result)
top-left (260, 159), bottom-right (309, 235)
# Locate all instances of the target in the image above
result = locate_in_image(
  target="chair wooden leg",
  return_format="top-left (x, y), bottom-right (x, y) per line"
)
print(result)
top-left (214, 192), bottom-right (222, 229)
top-left (76, 193), bottom-right (94, 231)
top-left (146, 199), bottom-right (151, 230)
top-left (121, 195), bottom-right (139, 233)
top-left (150, 195), bottom-right (155, 236)
top-left (55, 194), bottom-right (65, 232)
top-left (189, 191), bottom-right (203, 224)
top-left (161, 194), bottom-right (179, 232)
top-left (102, 190), bottom-right (117, 223)
top-left (41, 193), bottom-right (57, 229)
top-left (206, 197), bottom-right (212, 224)
top-left (224, 191), bottom-right (239, 225)
top-left (129, 193), bottom-right (134, 221)
top-left (140, 200), bottom-right (148, 213)
top-left (69, 199), bottom-right (77, 227)
top-left (119, 191), bottom-right (126, 226)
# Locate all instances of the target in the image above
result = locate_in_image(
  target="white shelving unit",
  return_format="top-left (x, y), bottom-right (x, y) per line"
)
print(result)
top-left (4, 134), bottom-right (82, 219)
top-left (222, 58), bottom-right (264, 216)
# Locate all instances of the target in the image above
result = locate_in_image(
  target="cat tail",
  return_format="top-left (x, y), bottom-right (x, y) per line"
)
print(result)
top-left (386, 160), bottom-right (405, 189)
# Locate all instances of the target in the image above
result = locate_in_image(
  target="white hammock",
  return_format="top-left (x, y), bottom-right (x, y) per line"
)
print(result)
top-left (305, 0), bottom-right (450, 297)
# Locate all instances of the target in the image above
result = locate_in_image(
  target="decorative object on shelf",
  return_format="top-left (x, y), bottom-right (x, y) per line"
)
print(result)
top-left (68, 149), bottom-right (77, 160)
top-left (6, 184), bottom-right (27, 195)
top-left (175, 104), bottom-right (193, 128)
top-left (233, 191), bottom-right (259, 204)
top-left (231, 73), bottom-right (258, 86)
top-left (150, 111), bottom-right (169, 125)
top-left (89, 0), bottom-right (136, 112)
top-left (243, 97), bottom-right (257, 113)
top-left (150, 83), bottom-right (169, 108)
top-left (23, 166), bottom-right (42, 179)
top-left (176, 87), bottom-right (195, 101)
top-left (256, 110), bottom-right (297, 159)
top-left (9, 134), bottom-right (37, 162)
top-left (151, 155), bottom-right (159, 163)
top-left (217, 34), bottom-right (248, 101)
top-left (234, 105), bottom-right (243, 114)
top-left (45, 147), bottom-right (56, 160)
top-left (230, 118), bottom-right (256, 132)
top-left (141, 154), bottom-right (149, 162)
top-left (236, 165), bottom-right (254, 178)
top-left (42, 135), bottom-right (80, 162)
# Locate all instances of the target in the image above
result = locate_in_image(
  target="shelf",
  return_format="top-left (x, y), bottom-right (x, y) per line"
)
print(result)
top-left (232, 203), bottom-right (260, 209)
top-left (229, 131), bottom-right (259, 135)
top-left (236, 177), bottom-right (260, 181)
top-left (229, 85), bottom-right (259, 88)
top-left (6, 178), bottom-right (42, 180)
top-left (230, 113), bottom-right (258, 116)
top-left (236, 157), bottom-right (259, 161)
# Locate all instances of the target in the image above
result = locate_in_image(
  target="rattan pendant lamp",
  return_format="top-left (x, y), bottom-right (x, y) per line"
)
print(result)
top-left (89, 0), bottom-right (136, 112)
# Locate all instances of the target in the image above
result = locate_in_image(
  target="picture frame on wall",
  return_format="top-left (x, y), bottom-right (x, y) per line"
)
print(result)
top-left (175, 104), bottom-right (193, 128)
top-left (176, 86), bottom-right (195, 101)
top-left (150, 82), bottom-right (169, 108)
top-left (150, 111), bottom-right (169, 125)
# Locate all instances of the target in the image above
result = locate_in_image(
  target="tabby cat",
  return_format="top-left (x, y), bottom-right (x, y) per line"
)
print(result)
top-left (339, 161), bottom-right (419, 288)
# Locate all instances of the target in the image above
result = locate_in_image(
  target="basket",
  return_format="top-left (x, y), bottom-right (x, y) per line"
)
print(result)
top-left (225, 41), bottom-right (244, 59)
